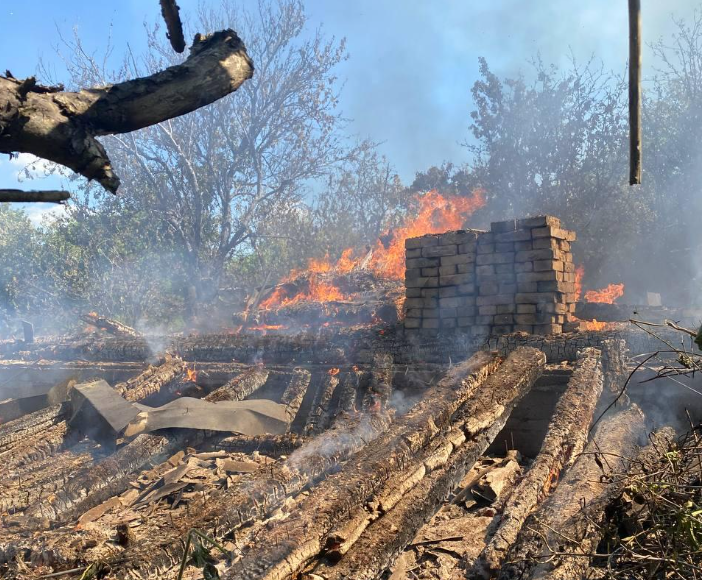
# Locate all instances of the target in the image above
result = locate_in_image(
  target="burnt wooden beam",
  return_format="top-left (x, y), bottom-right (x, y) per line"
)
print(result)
top-left (629, 0), bottom-right (642, 185)
top-left (205, 366), bottom-right (269, 402)
top-left (0, 30), bottom-right (253, 192)
top-left (0, 189), bottom-right (70, 203)
top-left (473, 348), bottom-right (605, 578)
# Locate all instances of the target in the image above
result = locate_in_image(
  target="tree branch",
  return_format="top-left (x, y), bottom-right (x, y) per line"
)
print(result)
top-left (0, 189), bottom-right (70, 203)
top-left (0, 29), bottom-right (254, 193)
top-left (159, 0), bottom-right (186, 53)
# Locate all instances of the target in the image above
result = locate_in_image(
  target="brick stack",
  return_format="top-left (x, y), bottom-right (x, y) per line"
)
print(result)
top-left (403, 216), bottom-right (577, 336)
top-left (403, 230), bottom-right (480, 332)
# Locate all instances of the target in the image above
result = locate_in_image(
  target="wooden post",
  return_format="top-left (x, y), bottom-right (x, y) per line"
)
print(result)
top-left (629, 0), bottom-right (642, 185)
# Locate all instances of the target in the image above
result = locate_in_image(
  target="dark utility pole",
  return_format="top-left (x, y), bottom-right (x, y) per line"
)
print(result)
top-left (629, 0), bottom-right (642, 185)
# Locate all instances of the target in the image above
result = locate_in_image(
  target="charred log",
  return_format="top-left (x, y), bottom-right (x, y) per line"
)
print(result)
top-left (220, 349), bottom-right (541, 580)
top-left (79, 313), bottom-right (141, 338)
top-left (280, 367), bottom-right (312, 423)
top-left (473, 347), bottom-right (605, 578)
top-left (497, 404), bottom-right (647, 580)
top-left (115, 356), bottom-right (186, 401)
top-left (204, 366), bottom-right (270, 402)
top-left (304, 373), bottom-right (340, 435)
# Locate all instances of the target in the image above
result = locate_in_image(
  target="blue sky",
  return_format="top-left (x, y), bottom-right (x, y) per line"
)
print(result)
top-left (0, 0), bottom-right (698, 221)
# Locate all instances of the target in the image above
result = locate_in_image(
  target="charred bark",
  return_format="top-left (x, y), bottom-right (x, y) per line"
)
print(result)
top-left (79, 313), bottom-right (141, 338)
top-left (204, 366), bottom-right (269, 402)
top-left (497, 404), bottom-right (647, 580)
top-left (115, 356), bottom-right (186, 401)
top-left (280, 367), bottom-right (312, 423)
top-left (0, 30), bottom-right (253, 193)
top-left (304, 373), bottom-right (340, 435)
top-left (473, 347), bottom-right (605, 578)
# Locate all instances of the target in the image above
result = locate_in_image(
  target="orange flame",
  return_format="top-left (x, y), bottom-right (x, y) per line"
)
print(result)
top-left (186, 368), bottom-right (197, 382)
top-left (584, 284), bottom-right (625, 304)
top-left (328, 368), bottom-right (340, 376)
top-left (258, 189), bottom-right (485, 311)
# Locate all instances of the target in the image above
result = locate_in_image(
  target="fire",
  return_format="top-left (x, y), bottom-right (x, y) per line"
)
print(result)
top-left (328, 367), bottom-right (340, 376)
top-left (584, 283), bottom-right (625, 304)
top-left (574, 266), bottom-right (624, 304)
top-left (583, 319), bottom-right (607, 331)
top-left (186, 368), bottom-right (197, 382)
top-left (258, 189), bottom-right (485, 311)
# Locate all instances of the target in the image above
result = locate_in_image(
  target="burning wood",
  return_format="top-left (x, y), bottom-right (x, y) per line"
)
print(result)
top-left (79, 312), bottom-right (142, 339)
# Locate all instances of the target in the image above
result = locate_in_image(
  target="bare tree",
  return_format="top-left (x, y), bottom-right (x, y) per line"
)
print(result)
top-left (56, 0), bottom-right (351, 321)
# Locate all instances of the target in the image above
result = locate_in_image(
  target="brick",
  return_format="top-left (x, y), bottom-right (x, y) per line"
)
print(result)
top-left (476, 265), bottom-right (495, 277)
top-left (458, 242), bottom-right (478, 254)
top-left (439, 286), bottom-right (457, 298)
top-left (404, 318), bottom-right (421, 329)
top-left (480, 281), bottom-right (499, 296)
top-left (515, 292), bottom-right (560, 304)
top-left (494, 229), bottom-right (532, 243)
top-left (495, 242), bottom-right (515, 253)
top-left (439, 265), bottom-right (457, 276)
top-left (421, 288), bottom-right (439, 298)
top-left (404, 308), bottom-right (423, 318)
top-left (517, 282), bottom-right (537, 293)
top-left (406, 277), bottom-right (440, 289)
top-left (532, 323), bottom-right (562, 335)
top-left (442, 318), bottom-right (457, 328)
top-left (499, 283), bottom-right (516, 294)
top-left (534, 260), bottom-right (564, 272)
top-left (476, 315), bottom-right (494, 325)
top-left (517, 304), bottom-right (536, 314)
top-left (514, 240), bottom-right (533, 251)
top-left (515, 314), bottom-right (537, 324)
top-left (458, 284), bottom-right (476, 296)
top-left (471, 325), bottom-right (491, 336)
top-left (479, 305), bottom-right (497, 315)
top-left (421, 267), bottom-right (439, 277)
top-left (477, 243), bottom-right (495, 254)
top-left (491, 219), bottom-right (517, 233)
top-left (405, 234), bottom-right (438, 250)
top-left (517, 271), bottom-right (559, 283)
top-left (495, 263), bottom-right (513, 275)
top-left (516, 215), bottom-right (561, 229)
top-left (456, 263), bottom-right (474, 274)
top-left (406, 288), bottom-right (421, 298)
top-left (439, 230), bottom-right (481, 246)
top-left (563, 262), bottom-right (576, 273)
top-left (440, 297), bottom-right (463, 308)
top-left (531, 226), bottom-right (576, 241)
top-left (458, 305), bottom-right (476, 317)
top-left (423, 308), bottom-right (439, 318)
top-left (423, 245), bottom-right (457, 258)
top-left (496, 304), bottom-right (516, 314)
top-left (440, 307), bottom-right (458, 318)
top-left (476, 294), bottom-right (515, 306)
top-left (422, 318), bottom-right (440, 329)
top-left (531, 237), bottom-right (559, 250)
top-left (515, 248), bottom-right (558, 263)
top-left (459, 294), bottom-right (476, 305)
top-left (537, 281), bottom-right (575, 293)
top-left (404, 298), bottom-right (425, 308)
top-left (476, 252), bottom-right (515, 266)
top-left (440, 273), bottom-right (475, 286)
top-left (406, 248), bottom-right (422, 259)
top-left (405, 267), bottom-right (421, 279)
top-left (562, 272), bottom-right (575, 283)
top-left (537, 303), bottom-right (568, 314)
top-left (458, 317), bottom-right (475, 327)
top-left (514, 324), bottom-right (533, 334)
top-left (407, 257), bottom-right (440, 269)
top-left (514, 262), bottom-right (533, 273)
top-left (494, 314), bottom-right (514, 325)
top-left (559, 241), bottom-right (571, 252)
top-left (492, 325), bottom-right (514, 335)
top-left (441, 253), bottom-right (475, 266)
top-left (477, 232), bottom-right (494, 244)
